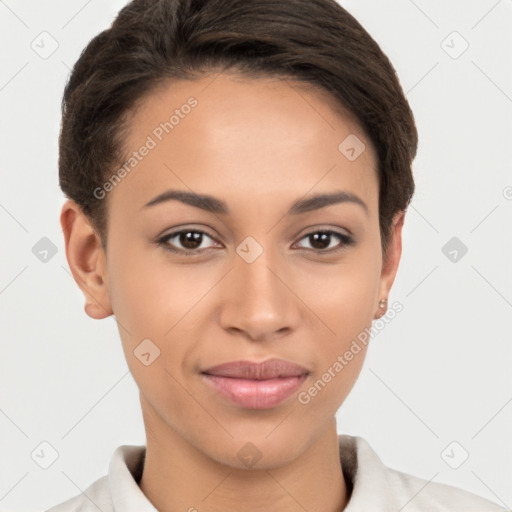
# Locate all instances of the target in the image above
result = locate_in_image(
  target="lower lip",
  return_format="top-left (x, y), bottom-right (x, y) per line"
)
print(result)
top-left (202, 374), bottom-right (308, 409)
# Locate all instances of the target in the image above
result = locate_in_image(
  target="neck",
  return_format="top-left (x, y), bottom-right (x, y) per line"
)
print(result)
top-left (138, 400), bottom-right (348, 512)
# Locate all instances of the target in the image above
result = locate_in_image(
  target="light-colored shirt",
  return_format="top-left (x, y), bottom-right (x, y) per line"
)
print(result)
top-left (45, 435), bottom-right (509, 511)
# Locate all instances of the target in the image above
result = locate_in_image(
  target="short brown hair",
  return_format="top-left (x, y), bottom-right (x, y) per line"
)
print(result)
top-left (59, 0), bottom-right (417, 260)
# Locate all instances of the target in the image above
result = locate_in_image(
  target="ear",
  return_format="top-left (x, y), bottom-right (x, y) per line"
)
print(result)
top-left (374, 211), bottom-right (405, 319)
top-left (60, 199), bottom-right (113, 319)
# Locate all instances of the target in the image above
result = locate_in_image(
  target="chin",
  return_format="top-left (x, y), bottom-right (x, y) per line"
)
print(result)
top-left (200, 429), bottom-right (311, 471)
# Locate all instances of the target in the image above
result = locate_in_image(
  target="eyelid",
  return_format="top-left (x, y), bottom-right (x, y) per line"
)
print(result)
top-left (294, 223), bottom-right (353, 240)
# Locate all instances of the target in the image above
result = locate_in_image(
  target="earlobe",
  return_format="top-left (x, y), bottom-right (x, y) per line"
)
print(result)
top-left (374, 211), bottom-right (405, 319)
top-left (60, 199), bottom-right (113, 320)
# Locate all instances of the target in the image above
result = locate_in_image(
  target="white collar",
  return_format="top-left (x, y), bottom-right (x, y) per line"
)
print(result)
top-left (104, 435), bottom-right (505, 512)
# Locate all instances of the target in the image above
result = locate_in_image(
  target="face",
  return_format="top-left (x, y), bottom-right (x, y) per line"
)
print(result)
top-left (63, 72), bottom-right (403, 470)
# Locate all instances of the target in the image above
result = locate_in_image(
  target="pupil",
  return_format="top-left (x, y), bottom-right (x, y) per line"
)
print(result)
top-left (181, 231), bottom-right (202, 249)
top-left (310, 232), bottom-right (330, 249)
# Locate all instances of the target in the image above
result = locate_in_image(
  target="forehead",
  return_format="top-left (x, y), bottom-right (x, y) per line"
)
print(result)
top-left (109, 72), bottom-right (378, 218)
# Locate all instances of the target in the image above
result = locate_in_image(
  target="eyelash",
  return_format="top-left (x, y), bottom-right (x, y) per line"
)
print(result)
top-left (157, 228), bottom-right (355, 256)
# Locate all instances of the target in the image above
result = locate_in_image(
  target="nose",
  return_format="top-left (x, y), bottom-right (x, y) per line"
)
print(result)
top-left (218, 246), bottom-right (300, 342)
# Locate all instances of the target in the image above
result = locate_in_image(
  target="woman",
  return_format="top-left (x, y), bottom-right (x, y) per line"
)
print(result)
top-left (47, 0), bottom-right (508, 510)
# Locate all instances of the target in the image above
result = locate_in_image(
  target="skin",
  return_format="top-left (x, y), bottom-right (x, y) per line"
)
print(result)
top-left (61, 72), bottom-right (404, 512)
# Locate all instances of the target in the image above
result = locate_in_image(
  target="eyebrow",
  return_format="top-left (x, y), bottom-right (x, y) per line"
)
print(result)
top-left (142, 189), bottom-right (368, 216)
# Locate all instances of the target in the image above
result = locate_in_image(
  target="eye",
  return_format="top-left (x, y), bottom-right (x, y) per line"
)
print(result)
top-left (294, 229), bottom-right (354, 253)
top-left (157, 227), bottom-right (354, 256)
top-left (158, 229), bottom-right (220, 255)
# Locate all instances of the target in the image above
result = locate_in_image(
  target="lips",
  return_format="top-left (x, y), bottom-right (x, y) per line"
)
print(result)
top-left (202, 358), bottom-right (310, 379)
top-left (201, 358), bottom-right (310, 409)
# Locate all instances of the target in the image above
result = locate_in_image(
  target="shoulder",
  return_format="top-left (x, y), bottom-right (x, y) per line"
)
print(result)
top-left (44, 444), bottom-right (148, 512)
top-left (340, 435), bottom-right (509, 512)
top-left (44, 475), bottom-right (112, 512)
top-left (385, 465), bottom-right (509, 512)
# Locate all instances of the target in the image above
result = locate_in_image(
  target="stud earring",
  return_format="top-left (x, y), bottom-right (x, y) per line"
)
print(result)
top-left (375, 298), bottom-right (388, 319)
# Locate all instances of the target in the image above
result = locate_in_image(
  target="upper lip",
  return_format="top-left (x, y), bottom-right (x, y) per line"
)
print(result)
top-left (201, 358), bottom-right (310, 380)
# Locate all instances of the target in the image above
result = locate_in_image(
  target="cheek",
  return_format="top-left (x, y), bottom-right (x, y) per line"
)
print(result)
top-left (105, 243), bottom-right (215, 379)
top-left (106, 242), bottom-right (197, 335)
top-left (105, 241), bottom-right (169, 374)
top-left (294, 257), bottom-right (380, 342)
top-left (293, 247), bottom-right (380, 398)
top-left (328, 272), bottom-right (378, 336)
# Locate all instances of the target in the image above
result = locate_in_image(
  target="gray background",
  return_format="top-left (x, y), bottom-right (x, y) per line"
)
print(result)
top-left (1, 1), bottom-right (511, 510)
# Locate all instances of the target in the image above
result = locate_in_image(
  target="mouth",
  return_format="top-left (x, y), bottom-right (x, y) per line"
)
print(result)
top-left (201, 358), bottom-right (310, 410)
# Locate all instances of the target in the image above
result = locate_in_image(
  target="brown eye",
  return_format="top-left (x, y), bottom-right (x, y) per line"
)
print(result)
top-left (295, 230), bottom-right (354, 252)
top-left (158, 229), bottom-right (219, 254)
top-left (177, 231), bottom-right (203, 250)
